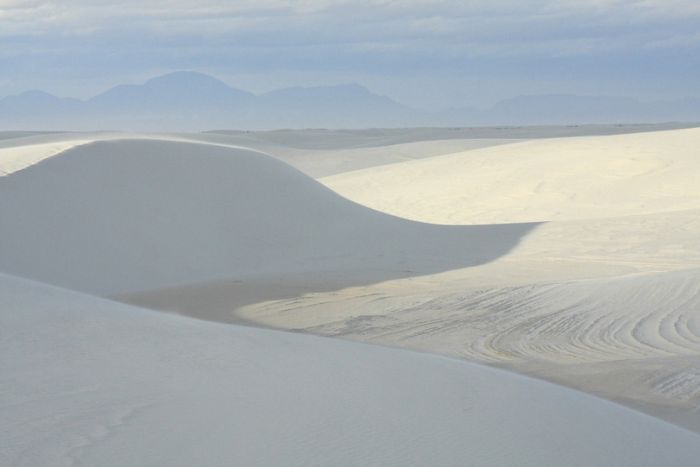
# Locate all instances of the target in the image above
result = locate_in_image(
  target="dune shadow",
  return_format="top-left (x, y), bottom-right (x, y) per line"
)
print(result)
top-left (0, 138), bottom-right (541, 324)
top-left (118, 219), bottom-right (541, 325)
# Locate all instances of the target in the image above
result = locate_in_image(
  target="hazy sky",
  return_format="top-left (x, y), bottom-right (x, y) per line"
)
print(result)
top-left (1, 0), bottom-right (699, 109)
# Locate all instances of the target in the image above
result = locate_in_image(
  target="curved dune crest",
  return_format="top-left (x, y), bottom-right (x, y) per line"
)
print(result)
top-left (0, 139), bottom-right (92, 175)
top-left (322, 128), bottom-right (700, 224)
top-left (0, 138), bottom-right (537, 295)
top-left (3, 273), bottom-right (700, 467)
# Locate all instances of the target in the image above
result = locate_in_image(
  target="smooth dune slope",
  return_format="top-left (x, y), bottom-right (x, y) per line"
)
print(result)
top-left (322, 128), bottom-right (700, 224)
top-left (0, 138), bottom-right (536, 295)
top-left (4, 272), bottom-right (700, 467)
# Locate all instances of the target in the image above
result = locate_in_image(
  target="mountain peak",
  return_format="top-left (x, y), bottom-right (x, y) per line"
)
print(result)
top-left (89, 71), bottom-right (255, 109)
top-left (144, 71), bottom-right (230, 89)
top-left (263, 83), bottom-right (387, 101)
top-left (17, 90), bottom-right (59, 99)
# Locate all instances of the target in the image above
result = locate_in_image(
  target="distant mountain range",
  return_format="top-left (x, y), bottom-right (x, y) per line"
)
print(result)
top-left (0, 71), bottom-right (698, 130)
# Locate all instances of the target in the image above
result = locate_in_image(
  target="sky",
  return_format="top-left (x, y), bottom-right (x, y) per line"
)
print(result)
top-left (0, 0), bottom-right (699, 109)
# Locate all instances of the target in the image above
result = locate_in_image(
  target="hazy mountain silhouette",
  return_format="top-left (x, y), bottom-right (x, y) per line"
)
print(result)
top-left (89, 72), bottom-right (256, 112)
top-left (255, 83), bottom-right (425, 128)
top-left (0, 91), bottom-right (81, 122)
top-left (0, 72), bottom-right (422, 130)
top-left (0, 72), bottom-right (698, 130)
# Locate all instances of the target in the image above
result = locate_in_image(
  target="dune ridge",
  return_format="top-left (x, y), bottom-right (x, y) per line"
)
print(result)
top-left (0, 140), bottom-right (92, 175)
top-left (322, 127), bottom-right (700, 224)
top-left (0, 138), bottom-right (537, 295)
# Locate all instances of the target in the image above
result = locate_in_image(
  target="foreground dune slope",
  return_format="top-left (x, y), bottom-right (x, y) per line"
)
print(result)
top-left (3, 273), bottom-right (700, 467)
top-left (0, 139), bottom-right (537, 295)
top-left (240, 268), bottom-right (700, 422)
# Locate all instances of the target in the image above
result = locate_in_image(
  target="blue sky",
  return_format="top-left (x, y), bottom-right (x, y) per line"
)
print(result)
top-left (1, 0), bottom-right (699, 109)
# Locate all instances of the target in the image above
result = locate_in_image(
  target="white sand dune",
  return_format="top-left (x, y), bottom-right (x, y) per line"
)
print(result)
top-left (3, 272), bottom-right (700, 467)
top-left (0, 132), bottom-right (165, 175)
top-left (0, 138), bottom-right (536, 295)
top-left (192, 132), bottom-right (519, 177)
top-left (238, 267), bottom-right (700, 424)
top-left (0, 139), bottom-right (92, 175)
top-left (3, 126), bottom-right (700, 460)
top-left (200, 127), bottom-right (700, 429)
top-left (322, 128), bottom-right (700, 224)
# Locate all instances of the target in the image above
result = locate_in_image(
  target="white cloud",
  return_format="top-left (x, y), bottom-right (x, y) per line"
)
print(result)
top-left (1, 1), bottom-right (698, 56)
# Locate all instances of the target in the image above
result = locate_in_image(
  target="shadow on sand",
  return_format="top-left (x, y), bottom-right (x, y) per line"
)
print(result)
top-left (0, 139), bottom-right (541, 324)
